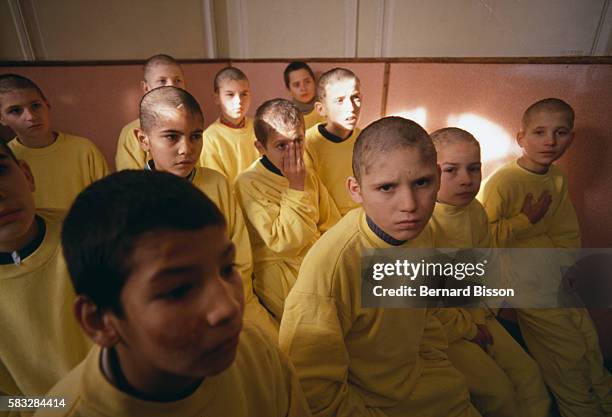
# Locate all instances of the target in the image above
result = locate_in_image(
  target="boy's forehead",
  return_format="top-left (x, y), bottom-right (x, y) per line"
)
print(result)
top-left (362, 146), bottom-right (436, 178)
top-left (145, 64), bottom-right (183, 79)
top-left (437, 140), bottom-right (480, 159)
top-left (147, 105), bottom-right (203, 132)
top-left (289, 68), bottom-right (313, 82)
top-left (0, 88), bottom-right (43, 106)
top-left (526, 110), bottom-right (572, 129)
top-left (325, 78), bottom-right (360, 97)
top-left (218, 78), bottom-right (250, 92)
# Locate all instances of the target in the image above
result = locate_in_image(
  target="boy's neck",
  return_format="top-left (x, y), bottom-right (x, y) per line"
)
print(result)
top-left (17, 130), bottom-right (57, 148)
top-left (323, 122), bottom-right (352, 140)
top-left (220, 114), bottom-right (246, 129)
top-left (102, 346), bottom-right (203, 402)
top-left (517, 156), bottom-right (550, 175)
top-left (0, 215), bottom-right (41, 254)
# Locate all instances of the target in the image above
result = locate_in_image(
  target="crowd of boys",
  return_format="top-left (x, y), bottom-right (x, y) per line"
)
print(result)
top-left (0, 54), bottom-right (610, 417)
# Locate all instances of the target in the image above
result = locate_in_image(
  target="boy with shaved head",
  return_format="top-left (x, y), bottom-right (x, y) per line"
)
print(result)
top-left (135, 86), bottom-right (278, 340)
top-left (235, 98), bottom-right (339, 321)
top-left (480, 98), bottom-right (612, 416)
top-left (115, 54), bottom-right (186, 170)
top-left (280, 117), bottom-right (480, 417)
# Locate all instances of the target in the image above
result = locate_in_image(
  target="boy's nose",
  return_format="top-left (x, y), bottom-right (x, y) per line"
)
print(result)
top-left (205, 280), bottom-right (241, 327)
top-left (398, 189), bottom-right (418, 212)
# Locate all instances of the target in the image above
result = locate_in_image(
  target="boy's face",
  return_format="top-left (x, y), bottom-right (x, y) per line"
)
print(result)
top-left (214, 79), bottom-right (251, 125)
top-left (517, 110), bottom-right (574, 171)
top-left (437, 141), bottom-right (482, 207)
top-left (137, 107), bottom-right (203, 178)
top-left (142, 64), bottom-right (185, 93)
top-left (0, 89), bottom-right (51, 139)
top-left (349, 147), bottom-right (439, 241)
top-left (255, 126), bottom-right (305, 169)
top-left (318, 78), bottom-right (361, 133)
top-left (287, 69), bottom-right (316, 104)
top-left (0, 147), bottom-right (36, 251)
top-left (110, 226), bottom-right (244, 381)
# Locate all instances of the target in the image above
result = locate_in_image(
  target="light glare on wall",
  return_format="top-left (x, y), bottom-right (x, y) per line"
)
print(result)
top-left (446, 113), bottom-right (519, 163)
top-left (390, 108), bottom-right (428, 131)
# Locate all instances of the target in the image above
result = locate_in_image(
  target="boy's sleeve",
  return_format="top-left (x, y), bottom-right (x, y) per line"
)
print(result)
top-left (201, 135), bottom-right (231, 179)
top-left (235, 175), bottom-right (320, 257)
top-left (222, 178), bottom-right (254, 284)
top-left (276, 350), bottom-right (313, 417)
top-left (548, 181), bottom-right (581, 248)
top-left (314, 174), bottom-right (341, 233)
top-left (480, 180), bottom-right (537, 247)
top-left (115, 125), bottom-right (145, 171)
top-left (89, 144), bottom-right (110, 181)
top-left (432, 308), bottom-right (478, 343)
top-left (280, 292), bottom-right (388, 417)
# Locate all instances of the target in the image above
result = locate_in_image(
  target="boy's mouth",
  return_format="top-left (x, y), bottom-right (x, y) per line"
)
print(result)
top-left (0, 208), bottom-right (23, 226)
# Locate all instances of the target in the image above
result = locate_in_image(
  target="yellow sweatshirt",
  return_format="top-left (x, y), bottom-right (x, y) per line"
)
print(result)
top-left (478, 160), bottom-right (580, 248)
top-left (234, 157), bottom-right (340, 320)
top-left (0, 210), bottom-right (91, 398)
top-left (34, 323), bottom-right (311, 417)
top-left (191, 167), bottom-right (278, 339)
top-left (280, 208), bottom-right (477, 417)
top-left (115, 118), bottom-right (146, 171)
top-left (304, 124), bottom-right (361, 216)
top-left (8, 133), bottom-right (109, 210)
top-left (200, 118), bottom-right (259, 183)
top-left (303, 108), bottom-right (326, 130)
top-left (430, 200), bottom-right (491, 342)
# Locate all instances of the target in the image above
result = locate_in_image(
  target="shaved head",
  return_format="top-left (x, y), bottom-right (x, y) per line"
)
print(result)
top-left (353, 116), bottom-right (435, 182)
top-left (522, 98), bottom-right (575, 130)
top-left (430, 127), bottom-right (480, 152)
top-left (254, 98), bottom-right (304, 146)
top-left (139, 86), bottom-right (203, 132)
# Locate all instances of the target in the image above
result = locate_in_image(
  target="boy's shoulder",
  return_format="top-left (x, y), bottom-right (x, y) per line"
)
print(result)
top-left (204, 118), bottom-right (254, 137)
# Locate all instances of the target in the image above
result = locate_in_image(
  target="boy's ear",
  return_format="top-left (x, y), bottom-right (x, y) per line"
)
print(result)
top-left (314, 101), bottom-right (326, 117)
top-left (18, 160), bottom-right (36, 192)
top-left (213, 92), bottom-right (220, 106)
top-left (516, 130), bottom-right (525, 148)
top-left (254, 140), bottom-right (266, 156)
top-left (135, 128), bottom-right (150, 152)
top-left (74, 295), bottom-right (121, 348)
top-left (347, 176), bottom-right (363, 204)
top-left (435, 164), bottom-right (441, 192)
top-left (140, 80), bottom-right (150, 94)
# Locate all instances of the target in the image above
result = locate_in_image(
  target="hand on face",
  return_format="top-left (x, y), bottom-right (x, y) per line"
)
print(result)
top-left (280, 141), bottom-right (306, 191)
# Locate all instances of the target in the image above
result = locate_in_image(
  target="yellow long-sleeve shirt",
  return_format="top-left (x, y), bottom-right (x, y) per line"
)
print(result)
top-left (114, 118), bottom-right (146, 171)
top-left (234, 157), bottom-right (340, 319)
top-left (479, 160), bottom-right (612, 416)
top-left (430, 201), bottom-right (491, 342)
top-left (303, 108), bottom-right (326, 130)
top-left (304, 124), bottom-right (361, 216)
top-left (199, 118), bottom-right (259, 183)
top-left (8, 133), bottom-right (109, 210)
top-left (0, 210), bottom-right (92, 398)
top-left (478, 160), bottom-right (580, 248)
top-left (191, 167), bottom-right (278, 339)
top-left (34, 323), bottom-right (311, 417)
top-left (280, 208), bottom-right (476, 417)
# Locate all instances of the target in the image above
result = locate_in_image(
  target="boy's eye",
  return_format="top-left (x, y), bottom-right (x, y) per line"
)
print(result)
top-left (221, 263), bottom-right (237, 279)
top-left (277, 143), bottom-right (287, 150)
top-left (164, 284), bottom-right (193, 300)
top-left (31, 102), bottom-right (42, 110)
top-left (240, 92), bottom-right (249, 98)
top-left (7, 108), bottom-right (21, 115)
top-left (469, 166), bottom-right (481, 172)
top-left (378, 184), bottom-right (394, 192)
top-left (191, 133), bottom-right (203, 141)
top-left (165, 134), bottom-right (178, 141)
top-left (415, 178), bottom-right (431, 187)
top-left (443, 167), bottom-right (456, 173)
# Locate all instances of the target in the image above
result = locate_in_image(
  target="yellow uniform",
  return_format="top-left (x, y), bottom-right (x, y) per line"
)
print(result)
top-left (279, 208), bottom-right (480, 417)
top-left (304, 124), bottom-right (360, 216)
top-left (191, 167), bottom-right (278, 339)
top-left (0, 210), bottom-right (91, 398)
top-left (479, 160), bottom-right (612, 417)
top-left (234, 157), bottom-right (340, 320)
top-left (431, 201), bottom-right (550, 417)
top-left (303, 108), bottom-right (325, 130)
top-left (200, 118), bottom-right (259, 183)
top-left (34, 323), bottom-right (311, 417)
top-left (115, 118), bottom-right (146, 171)
top-left (8, 133), bottom-right (109, 210)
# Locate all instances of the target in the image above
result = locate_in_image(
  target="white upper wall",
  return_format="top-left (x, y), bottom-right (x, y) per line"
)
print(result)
top-left (0, 0), bottom-right (610, 60)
